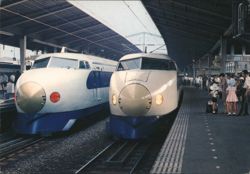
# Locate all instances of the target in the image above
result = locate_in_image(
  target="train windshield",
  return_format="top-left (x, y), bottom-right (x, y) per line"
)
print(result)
top-left (141, 58), bottom-right (176, 70)
top-left (32, 57), bottom-right (50, 69)
top-left (49, 57), bottom-right (78, 69)
top-left (117, 57), bottom-right (176, 71)
top-left (117, 58), bottom-right (141, 71)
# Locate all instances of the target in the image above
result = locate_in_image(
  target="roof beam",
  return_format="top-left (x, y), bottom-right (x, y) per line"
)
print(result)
top-left (1, 8), bottom-right (126, 55)
top-left (158, 0), bottom-right (231, 20)
top-left (146, 5), bottom-right (226, 31)
top-left (145, 4), bottom-right (229, 27)
top-left (1, 6), bottom-right (75, 28)
top-left (65, 32), bottom-right (119, 46)
top-left (155, 20), bottom-right (220, 40)
top-left (157, 23), bottom-right (215, 43)
top-left (27, 16), bottom-right (93, 35)
top-left (43, 23), bottom-right (103, 41)
top-left (153, 15), bottom-right (223, 37)
top-left (0, 0), bottom-right (28, 8)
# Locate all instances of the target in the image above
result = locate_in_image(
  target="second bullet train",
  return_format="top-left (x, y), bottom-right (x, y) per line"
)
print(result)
top-left (107, 53), bottom-right (182, 139)
top-left (14, 53), bottom-right (117, 135)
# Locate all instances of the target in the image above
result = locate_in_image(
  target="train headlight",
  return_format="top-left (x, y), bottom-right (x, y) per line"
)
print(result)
top-left (50, 92), bottom-right (60, 103)
top-left (112, 94), bottom-right (117, 105)
top-left (156, 95), bottom-right (163, 105)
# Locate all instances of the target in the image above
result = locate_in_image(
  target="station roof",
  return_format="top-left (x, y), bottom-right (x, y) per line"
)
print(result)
top-left (142, 0), bottom-right (232, 68)
top-left (0, 0), bottom-right (141, 60)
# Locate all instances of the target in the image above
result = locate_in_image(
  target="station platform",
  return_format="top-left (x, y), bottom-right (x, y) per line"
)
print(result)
top-left (151, 87), bottom-right (250, 174)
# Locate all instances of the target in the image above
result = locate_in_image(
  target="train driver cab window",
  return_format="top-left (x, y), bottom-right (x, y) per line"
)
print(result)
top-left (79, 61), bottom-right (86, 69)
top-left (49, 57), bottom-right (78, 69)
top-left (79, 61), bottom-right (90, 69)
top-left (32, 57), bottom-right (50, 69)
top-left (85, 61), bottom-right (90, 69)
top-left (141, 58), bottom-right (176, 71)
top-left (117, 58), bottom-right (141, 71)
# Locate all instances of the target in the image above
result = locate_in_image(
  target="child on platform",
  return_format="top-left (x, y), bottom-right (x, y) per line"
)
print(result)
top-left (226, 75), bottom-right (238, 115)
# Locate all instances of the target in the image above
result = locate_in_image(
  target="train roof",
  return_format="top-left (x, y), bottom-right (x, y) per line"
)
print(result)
top-left (119, 53), bottom-right (172, 61)
top-left (35, 53), bottom-right (117, 65)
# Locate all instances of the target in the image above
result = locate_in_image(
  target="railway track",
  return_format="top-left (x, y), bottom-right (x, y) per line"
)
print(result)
top-left (75, 140), bottom-right (151, 174)
top-left (0, 132), bottom-right (17, 144)
top-left (0, 136), bottom-right (44, 161)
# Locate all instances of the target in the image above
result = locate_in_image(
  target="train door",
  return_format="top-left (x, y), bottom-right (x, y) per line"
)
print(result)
top-left (96, 70), bottom-right (102, 102)
top-left (93, 67), bottom-right (102, 102)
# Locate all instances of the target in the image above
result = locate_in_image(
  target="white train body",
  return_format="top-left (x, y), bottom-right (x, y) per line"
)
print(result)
top-left (14, 53), bottom-right (117, 134)
top-left (108, 53), bottom-right (182, 139)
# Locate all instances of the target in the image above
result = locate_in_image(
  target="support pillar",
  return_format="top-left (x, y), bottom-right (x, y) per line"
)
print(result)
top-left (20, 35), bottom-right (26, 73)
top-left (220, 36), bottom-right (227, 73)
top-left (231, 45), bottom-right (234, 56)
top-left (243, 45), bottom-right (246, 55)
top-left (207, 54), bottom-right (211, 76)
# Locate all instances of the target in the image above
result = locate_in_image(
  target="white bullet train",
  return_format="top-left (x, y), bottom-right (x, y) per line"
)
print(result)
top-left (14, 53), bottom-right (117, 135)
top-left (107, 53), bottom-right (183, 139)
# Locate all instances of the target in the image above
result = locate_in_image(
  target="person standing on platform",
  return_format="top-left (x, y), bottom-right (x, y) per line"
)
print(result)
top-left (226, 75), bottom-right (238, 115)
top-left (219, 73), bottom-right (228, 113)
top-left (236, 76), bottom-right (245, 103)
top-left (202, 75), bottom-right (207, 91)
top-left (209, 80), bottom-right (220, 114)
top-left (238, 70), bottom-right (250, 116)
top-left (5, 76), bottom-right (15, 99)
top-left (0, 73), bottom-right (4, 98)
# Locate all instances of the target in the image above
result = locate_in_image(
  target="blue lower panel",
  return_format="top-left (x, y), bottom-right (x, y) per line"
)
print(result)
top-left (14, 103), bottom-right (108, 135)
top-left (107, 115), bottom-right (169, 139)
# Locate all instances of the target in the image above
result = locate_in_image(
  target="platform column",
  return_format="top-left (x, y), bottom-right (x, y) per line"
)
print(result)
top-left (220, 36), bottom-right (227, 73)
top-left (20, 35), bottom-right (27, 73)
top-left (242, 45), bottom-right (246, 55)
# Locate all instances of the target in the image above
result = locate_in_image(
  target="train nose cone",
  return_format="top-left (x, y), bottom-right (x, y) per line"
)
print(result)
top-left (118, 83), bottom-right (152, 116)
top-left (16, 82), bottom-right (46, 114)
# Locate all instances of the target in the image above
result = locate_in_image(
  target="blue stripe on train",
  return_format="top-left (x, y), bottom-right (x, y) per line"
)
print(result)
top-left (86, 71), bottom-right (113, 89)
top-left (14, 103), bottom-right (108, 135)
top-left (106, 114), bottom-right (170, 139)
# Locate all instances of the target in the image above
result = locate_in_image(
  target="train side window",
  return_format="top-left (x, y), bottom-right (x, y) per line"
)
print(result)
top-left (117, 58), bottom-right (141, 71)
top-left (85, 61), bottom-right (90, 69)
top-left (141, 58), bottom-right (176, 70)
top-left (32, 57), bottom-right (50, 69)
top-left (79, 61), bottom-right (86, 69)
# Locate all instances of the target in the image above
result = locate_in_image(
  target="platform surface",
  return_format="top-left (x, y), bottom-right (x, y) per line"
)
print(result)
top-left (151, 87), bottom-right (250, 174)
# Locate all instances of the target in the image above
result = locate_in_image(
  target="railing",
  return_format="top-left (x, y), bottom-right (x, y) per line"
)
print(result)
top-left (225, 55), bottom-right (250, 62)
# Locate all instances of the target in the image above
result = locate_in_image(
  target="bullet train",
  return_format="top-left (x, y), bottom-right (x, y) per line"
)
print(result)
top-left (107, 53), bottom-right (182, 139)
top-left (14, 53), bottom-right (117, 135)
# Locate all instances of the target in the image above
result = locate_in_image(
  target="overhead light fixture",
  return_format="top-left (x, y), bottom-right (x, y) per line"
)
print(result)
top-left (0, 30), bottom-right (14, 36)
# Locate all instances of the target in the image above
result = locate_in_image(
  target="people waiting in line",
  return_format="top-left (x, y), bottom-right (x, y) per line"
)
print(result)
top-left (204, 71), bottom-right (250, 116)
top-left (0, 73), bottom-right (9, 98)
top-left (0, 73), bottom-right (16, 100)
top-left (226, 74), bottom-right (238, 115)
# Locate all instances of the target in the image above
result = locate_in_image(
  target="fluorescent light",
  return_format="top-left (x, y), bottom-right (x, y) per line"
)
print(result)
top-left (0, 30), bottom-right (14, 36)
